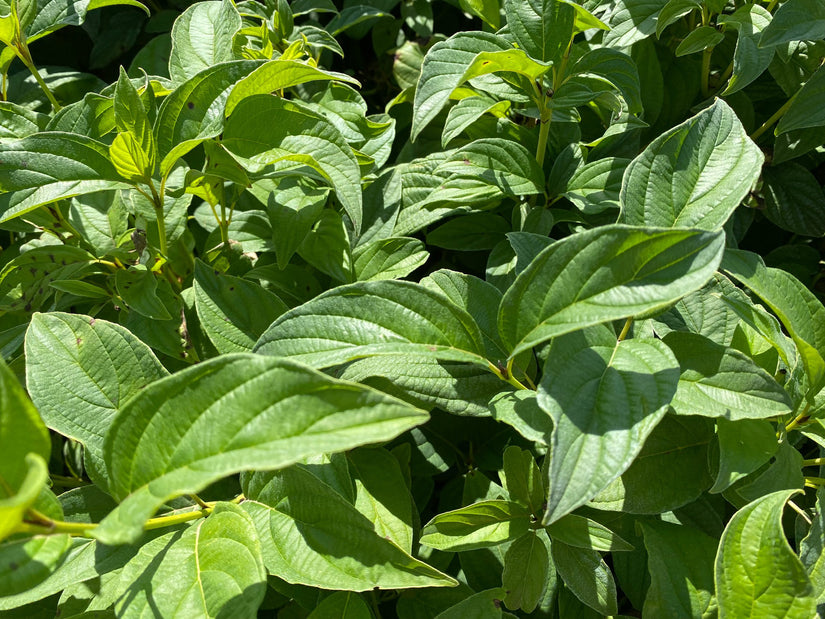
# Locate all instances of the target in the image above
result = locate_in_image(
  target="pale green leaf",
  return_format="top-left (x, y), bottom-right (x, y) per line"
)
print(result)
top-left (193, 259), bottom-right (288, 353)
top-left (620, 100), bottom-right (763, 229)
top-left (254, 280), bottom-right (488, 368)
top-left (420, 500), bottom-right (531, 551)
top-left (665, 332), bottom-right (793, 419)
top-left (499, 225), bottom-right (725, 360)
top-left (538, 326), bottom-right (679, 524)
top-left (241, 466), bottom-right (456, 590)
top-left (0, 132), bottom-right (130, 222)
top-left (222, 95), bottom-right (362, 232)
top-left (715, 490), bottom-right (816, 618)
top-left (94, 354), bottom-right (429, 544)
top-left (168, 0), bottom-right (242, 85)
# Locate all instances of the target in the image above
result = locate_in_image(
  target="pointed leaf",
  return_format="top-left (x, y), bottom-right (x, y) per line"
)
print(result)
top-left (94, 354), bottom-right (429, 544)
top-left (499, 225), bottom-right (725, 360)
top-left (759, 0), bottom-right (825, 47)
top-left (545, 514), bottom-right (634, 552)
top-left (502, 531), bottom-right (549, 613)
top-left (719, 5), bottom-right (775, 96)
top-left (620, 99), bottom-right (763, 229)
top-left (168, 0), bottom-right (242, 85)
top-left (504, 0), bottom-right (576, 64)
top-left (552, 540), bottom-right (618, 616)
top-left (0, 132), bottom-right (130, 222)
top-left (776, 63), bottom-right (825, 135)
top-left (242, 466), bottom-right (455, 590)
top-left (254, 280), bottom-right (488, 368)
top-left (538, 327), bottom-right (679, 524)
top-left (222, 95), bottom-right (362, 232)
top-left (715, 490), bottom-right (817, 618)
top-left (25, 312), bottom-right (167, 484)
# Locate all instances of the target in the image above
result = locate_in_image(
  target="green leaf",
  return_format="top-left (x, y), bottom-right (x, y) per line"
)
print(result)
top-left (113, 67), bottom-right (154, 167)
top-left (502, 531), bottom-right (549, 613)
top-left (347, 447), bottom-right (414, 552)
top-left (0, 101), bottom-right (48, 138)
top-left (715, 490), bottom-right (817, 618)
top-left (168, 0), bottom-right (242, 85)
top-left (435, 588), bottom-right (507, 619)
top-left (711, 418), bottom-right (778, 493)
top-left (591, 415), bottom-right (714, 514)
top-left (675, 26), bottom-right (723, 56)
top-left (420, 500), bottom-right (531, 551)
top-left (224, 59), bottom-right (360, 117)
top-left (0, 532), bottom-right (72, 598)
top-left (563, 157), bottom-right (629, 214)
top-left (109, 131), bottom-right (152, 182)
top-left (503, 0), bottom-right (575, 64)
top-left (25, 312), bottom-right (167, 485)
top-left (254, 280), bottom-right (488, 368)
top-left (619, 100), bottom-right (763, 229)
top-left (639, 520), bottom-right (717, 618)
top-left (94, 354), bottom-right (429, 544)
top-left (154, 59), bottom-right (260, 176)
top-left (719, 5), bottom-right (775, 96)
top-left (193, 259), bottom-right (288, 353)
top-left (722, 249), bottom-right (825, 396)
top-left (776, 63), bottom-right (825, 135)
top-left (410, 31), bottom-right (514, 140)
top-left (665, 332), bottom-right (793, 419)
top-left (242, 465), bottom-right (456, 590)
top-left (222, 95), bottom-right (362, 233)
top-left (552, 540), bottom-right (618, 616)
top-left (459, 0), bottom-right (500, 29)
top-left (604, 0), bottom-right (669, 48)
top-left (500, 446), bottom-right (544, 516)
top-left (545, 514), bottom-right (634, 552)
top-left (800, 488), bottom-right (825, 612)
top-left (499, 225), bottom-right (725, 360)
top-left (308, 592), bottom-right (371, 619)
top-left (0, 454), bottom-right (48, 542)
top-left (656, 0), bottom-right (701, 38)
top-left (114, 265), bottom-right (172, 320)
top-left (0, 132), bottom-right (130, 222)
top-left (353, 236), bottom-right (428, 282)
top-left (759, 0), bottom-right (825, 47)
top-left (761, 162), bottom-right (825, 237)
top-left (538, 327), bottom-right (679, 524)
top-left (112, 503), bottom-right (266, 618)
top-left (442, 95), bottom-right (511, 147)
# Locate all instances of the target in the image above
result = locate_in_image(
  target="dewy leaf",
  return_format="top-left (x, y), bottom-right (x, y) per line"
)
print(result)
top-left (410, 31), bottom-right (513, 140)
top-left (538, 326), bottom-right (679, 525)
top-left (722, 249), bottom-right (825, 396)
top-left (640, 520), bottom-right (717, 618)
top-left (665, 332), bottom-right (793, 420)
top-left (25, 312), bottom-right (167, 485)
top-left (193, 259), bottom-right (288, 353)
top-left (499, 225), bottom-right (725, 360)
top-left (0, 132), bottom-right (130, 222)
top-left (619, 99), bottom-right (763, 229)
top-left (503, 0), bottom-right (575, 64)
top-left (95, 354), bottom-right (429, 544)
top-left (113, 502), bottom-right (266, 619)
top-left (715, 489), bottom-right (817, 619)
top-left (241, 466), bottom-right (456, 590)
top-left (224, 59), bottom-right (360, 117)
top-left (254, 280), bottom-right (488, 369)
top-left (759, 0), bottom-right (825, 48)
top-left (420, 500), bottom-right (531, 551)
top-left (222, 95), bottom-right (362, 232)
top-left (154, 59), bottom-right (261, 176)
top-left (168, 0), bottom-right (242, 85)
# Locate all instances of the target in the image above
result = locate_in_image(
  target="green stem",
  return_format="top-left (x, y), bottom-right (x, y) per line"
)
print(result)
top-left (147, 180), bottom-right (167, 256)
top-left (785, 401), bottom-right (811, 434)
top-left (15, 42), bottom-right (61, 113)
top-left (536, 111), bottom-right (551, 167)
top-left (766, 0), bottom-right (779, 12)
top-left (803, 458), bottom-right (825, 467)
top-left (489, 361), bottom-right (531, 391)
top-left (617, 317), bottom-right (634, 342)
top-left (751, 92), bottom-right (798, 141)
top-left (701, 47), bottom-right (712, 98)
top-left (50, 474), bottom-right (89, 489)
top-left (805, 477), bottom-right (825, 488)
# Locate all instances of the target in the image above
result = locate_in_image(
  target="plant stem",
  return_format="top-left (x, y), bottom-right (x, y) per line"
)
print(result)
top-left (701, 47), bottom-right (712, 98)
top-left (489, 361), bottom-right (530, 390)
top-left (50, 474), bottom-right (89, 489)
top-left (617, 317), bottom-right (634, 342)
top-left (805, 476), bottom-right (825, 488)
top-left (750, 92), bottom-right (798, 141)
top-left (15, 42), bottom-right (61, 113)
top-left (766, 0), bottom-right (779, 12)
top-left (147, 181), bottom-right (167, 255)
top-left (536, 113), bottom-right (551, 167)
top-left (803, 458), bottom-right (825, 467)
top-left (784, 402), bottom-right (811, 433)
top-left (788, 499), bottom-right (812, 525)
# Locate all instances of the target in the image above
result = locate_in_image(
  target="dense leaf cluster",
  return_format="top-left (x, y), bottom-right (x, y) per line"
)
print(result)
top-left (0, 0), bottom-right (824, 617)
